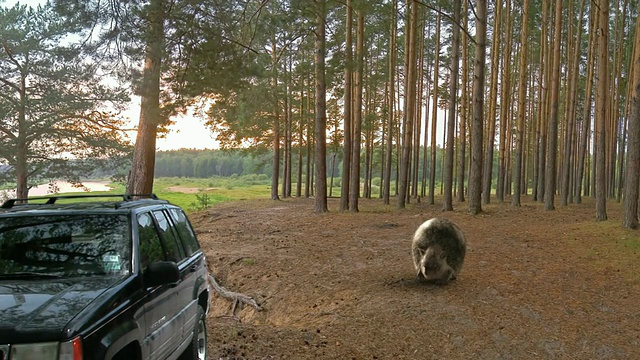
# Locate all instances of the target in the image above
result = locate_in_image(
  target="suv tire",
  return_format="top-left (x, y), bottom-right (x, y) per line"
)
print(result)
top-left (179, 305), bottom-right (207, 360)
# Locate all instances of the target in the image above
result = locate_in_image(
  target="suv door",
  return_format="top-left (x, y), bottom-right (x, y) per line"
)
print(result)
top-left (166, 207), bottom-right (208, 338)
top-left (137, 211), bottom-right (184, 360)
top-left (151, 209), bottom-right (200, 347)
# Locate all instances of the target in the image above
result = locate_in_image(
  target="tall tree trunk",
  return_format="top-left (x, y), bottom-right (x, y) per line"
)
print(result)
top-left (412, 13), bottom-right (425, 200)
top-left (270, 37), bottom-right (281, 201)
top-left (512, 0), bottom-right (530, 206)
top-left (428, 11), bottom-right (441, 205)
top-left (313, 0), bottom-right (328, 213)
top-left (575, 9), bottom-right (597, 203)
top-left (349, 8), bottom-right (364, 212)
top-left (383, 0), bottom-right (396, 205)
top-left (442, 0), bottom-right (461, 211)
top-left (305, 67), bottom-right (313, 198)
top-left (297, 77), bottom-right (304, 197)
top-left (282, 64), bottom-right (290, 199)
top-left (543, 0), bottom-right (562, 211)
top-left (483, 0), bottom-right (502, 204)
top-left (496, 0), bottom-right (512, 203)
top-left (457, 1), bottom-right (469, 203)
top-left (537, 0), bottom-right (550, 202)
top-left (468, 0), bottom-right (487, 215)
top-left (561, 0), bottom-right (586, 206)
top-left (341, 0), bottom-right (353, 211)
top-left (612, 0), bottom-right (628, 200)
top-left (15, 69), bottom-right (28, 199)
top-left (127, 0), bottom-right (164, 196)
top-left (397, 0), bottom-right (417, 209)
top-left (624, 0), bottom-right (640, 229)
top-left (595, 0), bottom-right (609, 220)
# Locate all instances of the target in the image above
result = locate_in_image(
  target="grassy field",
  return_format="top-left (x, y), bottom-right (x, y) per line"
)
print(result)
top-left (40, 176), bottom-right (274, 212)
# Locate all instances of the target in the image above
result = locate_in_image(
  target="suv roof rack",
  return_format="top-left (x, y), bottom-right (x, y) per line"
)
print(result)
top-left (1, 193), bottom-right (160, 209)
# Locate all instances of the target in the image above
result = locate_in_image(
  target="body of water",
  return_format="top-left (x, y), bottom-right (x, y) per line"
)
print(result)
top-left (1, 181), bottom-right (113, 198)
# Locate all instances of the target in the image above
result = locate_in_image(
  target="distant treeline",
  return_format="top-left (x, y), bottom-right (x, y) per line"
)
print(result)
top-left (154, 149), bottom-right (272, 178)
top-left (151, 147), bottom-right (495, 183)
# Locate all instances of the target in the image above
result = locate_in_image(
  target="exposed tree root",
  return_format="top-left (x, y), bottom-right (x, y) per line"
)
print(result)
top-left (208, 273), bottom-right (263, 317)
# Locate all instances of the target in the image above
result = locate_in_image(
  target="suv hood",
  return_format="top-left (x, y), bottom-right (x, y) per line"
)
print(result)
top-left (0, 277), bottom-right (118, 342)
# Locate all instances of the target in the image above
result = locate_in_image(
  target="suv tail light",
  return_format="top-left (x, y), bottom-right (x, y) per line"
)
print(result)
top-left (59, 337), bottom-right (82, 360)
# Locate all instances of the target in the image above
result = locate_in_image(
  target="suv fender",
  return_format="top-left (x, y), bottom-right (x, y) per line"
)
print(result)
top-left (101, 315), bottom-right (144, 359)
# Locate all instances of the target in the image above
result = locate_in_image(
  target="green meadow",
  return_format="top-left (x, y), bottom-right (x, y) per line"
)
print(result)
top-left (95, 176), bottom-right (273, 212)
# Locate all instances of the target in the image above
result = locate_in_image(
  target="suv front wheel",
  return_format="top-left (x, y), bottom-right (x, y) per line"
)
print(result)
top-left (179, 305), bottom-right (207, 360)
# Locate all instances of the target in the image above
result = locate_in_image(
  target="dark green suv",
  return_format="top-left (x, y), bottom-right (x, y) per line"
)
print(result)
top-left (0, 194), bottom-right (210, 360)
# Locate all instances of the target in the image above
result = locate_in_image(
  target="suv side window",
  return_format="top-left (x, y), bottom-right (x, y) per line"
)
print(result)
top-left (169, 208), bottom-right (200, 256)
top-left (137, 212), bottom-right (164, 269)
top-left (152, 210), bottom-right (186, 263)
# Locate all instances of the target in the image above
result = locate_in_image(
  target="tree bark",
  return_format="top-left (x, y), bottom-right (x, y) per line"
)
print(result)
top-left (512, 0), bottom-right (530, 207)
top-left (497, 0), bottom-right (512, 203)
top-left (127, 0), bottom-right (164, 196)
top-left (457, 1), bottom-right (469, 203)
top-left (595, 0), bottom-right (609, 221)
top-left (442, 0), bottom-right (461, 211)
top-left (468, 0), bottom-right (487, 215)
top-left (270, 37), bottom-right (281, 201)
top-left (623, 0), bottom-right (640, 229)
top-left (575, 9), bottom-right (597, 203)
top-left (383, 0), bottom-right (396, 205)
top-left (543, 0), bottom-right (562, 211)
top-left (340, 0), bottom-right (353, 211)
top-left (314, 0), bottom-right (328, 213)
top-left (397, 0), bottom-right (417, 209)
top-left (482, 0), bottom-right (502, 204)
top-left (349, 8), bottom-right (364, 212)
top-left (428, 11), bottom-right (441, 205)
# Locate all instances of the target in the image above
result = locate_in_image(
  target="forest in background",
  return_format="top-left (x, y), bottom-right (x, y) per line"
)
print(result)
top-left (1, 0), bottom-right (639, 227)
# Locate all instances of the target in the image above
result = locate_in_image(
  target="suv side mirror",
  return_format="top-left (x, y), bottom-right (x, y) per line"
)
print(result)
top-left (145, 261), bottom-right (180, 287)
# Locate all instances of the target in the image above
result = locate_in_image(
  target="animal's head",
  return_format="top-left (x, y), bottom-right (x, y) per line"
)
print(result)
top-left (417, 244), bottom-right (452, 281)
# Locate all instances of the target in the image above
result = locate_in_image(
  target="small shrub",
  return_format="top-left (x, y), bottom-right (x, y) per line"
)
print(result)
top-left (189, 193), bottom-right (213, 211)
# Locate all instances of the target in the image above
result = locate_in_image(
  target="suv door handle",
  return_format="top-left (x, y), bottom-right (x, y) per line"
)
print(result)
top-left (189, 265), bottom-right (197, 272)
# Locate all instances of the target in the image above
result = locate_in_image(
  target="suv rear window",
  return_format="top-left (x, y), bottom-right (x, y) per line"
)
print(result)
top-left (0, 215), bottom-right (131, 278)
top-left (168, 208), bottom-right (200, 256)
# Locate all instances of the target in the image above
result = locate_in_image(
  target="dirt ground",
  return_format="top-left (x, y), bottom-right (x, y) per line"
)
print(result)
top-left (190, 196), bottom-right (640, 360)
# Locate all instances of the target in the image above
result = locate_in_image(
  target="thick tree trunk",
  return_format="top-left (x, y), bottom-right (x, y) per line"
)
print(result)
top-left (623, 2), bottom-right (640, 228)
top-left (457, 1), bottom-right (469, 203)
top-left (349, 9), bottom-right (364, 212)
top-left (341, 0), bottom-right (352, 211)
top-left (468, 0), bottom-right (487, 215)
top-left (595, 0), bottom-right (609, 221)
top-left (544, 0), bottom-right (563, 211)
top-left (313, 0), bottom-right (328, 213)
top-left (397, 0), bottom-right (417, 209)
top-left (127, 0), bottom-right (163, 196)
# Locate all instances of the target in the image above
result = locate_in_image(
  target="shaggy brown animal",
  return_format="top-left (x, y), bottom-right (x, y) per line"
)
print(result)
top-left (411, 218), bottom-right (466, 285)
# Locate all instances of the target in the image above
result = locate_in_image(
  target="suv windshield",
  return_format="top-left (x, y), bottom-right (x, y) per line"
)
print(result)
top-left (0, 214), bottom-right (131, 278)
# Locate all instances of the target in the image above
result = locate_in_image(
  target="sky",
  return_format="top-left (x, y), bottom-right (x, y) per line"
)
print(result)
top-left (124, 99), bottom-right (217, 151)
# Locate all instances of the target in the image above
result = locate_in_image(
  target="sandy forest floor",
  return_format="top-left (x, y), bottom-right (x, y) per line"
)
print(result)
top-left (190, 196), bottom-right (640, 360)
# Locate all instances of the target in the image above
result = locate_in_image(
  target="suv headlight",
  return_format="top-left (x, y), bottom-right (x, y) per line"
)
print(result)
top-left (10, 337), bottom-right (82, 360)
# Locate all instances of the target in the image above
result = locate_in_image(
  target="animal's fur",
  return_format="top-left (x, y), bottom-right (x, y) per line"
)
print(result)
top-left (411, 218), bottom-right (466, 285)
